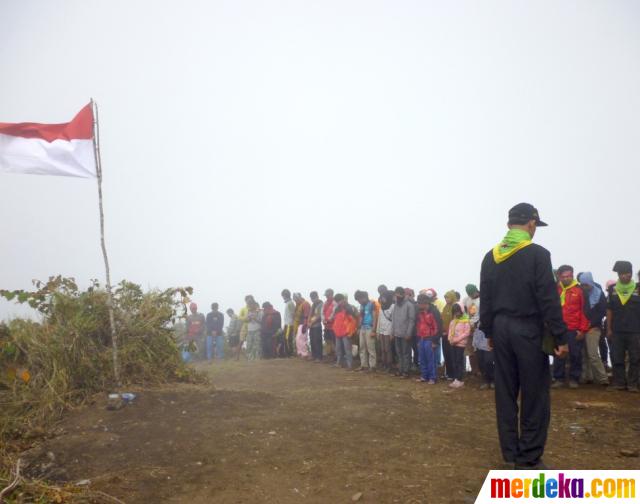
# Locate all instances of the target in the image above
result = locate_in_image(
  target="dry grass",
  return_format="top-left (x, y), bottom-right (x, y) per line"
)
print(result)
top-left (0, 277), bottom-right (205, 502)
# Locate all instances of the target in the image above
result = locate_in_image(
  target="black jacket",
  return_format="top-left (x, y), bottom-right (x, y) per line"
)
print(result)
top-left (205, 311), bottom-right (225, 336)
top-left (480, 243), bottom-right (567, 345)
top-left (607, 287), bottom-right (640, 333)
top-left (583, 288), bottom-right (607, 329)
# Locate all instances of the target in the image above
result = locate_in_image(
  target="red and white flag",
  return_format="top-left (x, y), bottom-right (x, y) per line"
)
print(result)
top-left (0, 103), bottom-right (96, 178)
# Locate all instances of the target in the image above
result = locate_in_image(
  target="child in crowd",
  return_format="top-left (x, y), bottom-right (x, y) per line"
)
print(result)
top-left (415, 294), bottom-right (441, 384)
top-left (472, 326), bottom-right (494, 389)
top-left (448, 303), bottom-right (471, 389)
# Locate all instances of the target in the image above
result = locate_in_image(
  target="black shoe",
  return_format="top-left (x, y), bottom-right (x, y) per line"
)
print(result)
top-left (515, 460), bottom-right (548, 470)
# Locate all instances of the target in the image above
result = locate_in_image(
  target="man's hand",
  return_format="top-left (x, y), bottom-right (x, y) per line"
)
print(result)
top-left (486, 337), bottom-right (493, 350)
top-left (576, 331), bottom-right (585, 341)
top-left (554, 344), bottom-right (569, 359)
top-left (404, 335), bottom-right (412, 342)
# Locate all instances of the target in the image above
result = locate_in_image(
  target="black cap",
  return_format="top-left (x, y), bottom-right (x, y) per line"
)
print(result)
top-left (508, 203), bottom-right (547, 227)
top-left (613, 261), bottom-right (633, 274)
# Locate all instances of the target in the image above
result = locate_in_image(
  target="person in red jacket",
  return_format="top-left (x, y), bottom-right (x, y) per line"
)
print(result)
top-left (552, 265), bottom-right (591, 388)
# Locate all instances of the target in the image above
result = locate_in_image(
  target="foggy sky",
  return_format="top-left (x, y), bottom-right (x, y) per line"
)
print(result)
top-left (1, 0), bottom-right (639, 321)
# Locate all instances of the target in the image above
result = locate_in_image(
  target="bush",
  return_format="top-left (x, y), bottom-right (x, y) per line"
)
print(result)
top-left (0, 276), bottom-right (202, 439)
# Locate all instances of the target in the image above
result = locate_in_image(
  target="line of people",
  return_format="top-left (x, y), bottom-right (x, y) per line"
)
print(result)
top-left (182, 286), bottom-right (489, 389)
top-left (181, 260), bottom-right (640, 393)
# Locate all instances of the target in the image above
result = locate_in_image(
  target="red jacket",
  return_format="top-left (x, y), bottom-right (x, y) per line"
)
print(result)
top-left (323, 299), bottom-right (336, 330)
top-left (416, 309), bottom-right (439, 338)
top-left (558, 284), bottom-right (590, 333)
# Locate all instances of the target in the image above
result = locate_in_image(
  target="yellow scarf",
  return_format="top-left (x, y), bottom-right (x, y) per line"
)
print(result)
top-left (493, 229), bottom-right (533, 264)
top-left (615, 280), bottom-right (637, 306)
top-left (560, 280), bottom-right (579, 306)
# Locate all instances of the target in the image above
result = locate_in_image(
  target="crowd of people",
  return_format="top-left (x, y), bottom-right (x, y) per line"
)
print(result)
top-left (180, 262), bottom-right (640, 392)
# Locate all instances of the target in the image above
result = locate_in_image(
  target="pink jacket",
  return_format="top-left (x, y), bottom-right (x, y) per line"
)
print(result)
top-left (448, 319), bottom-right (471, 348)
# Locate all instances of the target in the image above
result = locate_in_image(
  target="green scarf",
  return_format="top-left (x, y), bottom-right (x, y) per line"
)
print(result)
top-left (560, 280), bottom-right (579, 306)
top-left (493, 229), bottom-right (532, 264)
top-left (615, 280), bottom-right (637, 306)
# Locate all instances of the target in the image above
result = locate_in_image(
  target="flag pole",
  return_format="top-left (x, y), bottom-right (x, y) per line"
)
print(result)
top-left (91, 98), bottom-right (120, 386)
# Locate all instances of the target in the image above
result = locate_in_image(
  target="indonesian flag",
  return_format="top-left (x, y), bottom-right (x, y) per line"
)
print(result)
top-left (0, 103), bottom-right (96, 178)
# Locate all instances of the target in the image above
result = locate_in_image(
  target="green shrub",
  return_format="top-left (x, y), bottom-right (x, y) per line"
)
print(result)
top-left (0, 276), bottom-right (201, 439)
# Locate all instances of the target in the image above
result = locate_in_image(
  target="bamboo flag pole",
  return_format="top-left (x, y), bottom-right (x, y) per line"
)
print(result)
top-left (91, 98), bottom-right (120, 385)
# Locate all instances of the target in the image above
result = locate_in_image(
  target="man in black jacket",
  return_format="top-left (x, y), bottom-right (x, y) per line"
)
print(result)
top-left (607, 260), bottom-right (640, 392)
top-left (480, 203), bottom-right (568, 470)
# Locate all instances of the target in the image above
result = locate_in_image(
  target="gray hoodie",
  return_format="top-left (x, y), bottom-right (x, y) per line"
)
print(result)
top-left (391, 299), bottom-right (415, 338)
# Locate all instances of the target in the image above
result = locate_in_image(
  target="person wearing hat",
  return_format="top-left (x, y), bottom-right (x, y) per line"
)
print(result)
top-left (576, 272), bottom-right (609, 386)
top-left (606, 261), bottom-right (640, 392)
top-left (480, 203), bottom-right (568, 470)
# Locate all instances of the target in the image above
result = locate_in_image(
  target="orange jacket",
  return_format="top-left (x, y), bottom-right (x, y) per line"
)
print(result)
top-left (333, 306), bottom-right (358, 338)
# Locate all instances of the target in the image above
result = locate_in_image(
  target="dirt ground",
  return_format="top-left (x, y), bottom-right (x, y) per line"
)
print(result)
top-left (20, 359), bottom-right (640, 503)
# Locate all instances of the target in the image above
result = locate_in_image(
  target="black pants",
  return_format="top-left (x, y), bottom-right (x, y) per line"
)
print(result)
top-left (261, 333), bottom-right (273, 359)
top-left (612, 332), bottom-right (640, 388)
top-left (323, 328), bottom-right (335, 344)
top-left (451, 346), bottom-right (465, 381)
top-left (310, 326), bottom-right (323, 360)
top-left (442, 334), bottom-right (455, 378)
top-left (493, 315), bottom-right (550, 466)
top-left (477, 349), bottom-right (495, 384)
top-left (552, 330), bottom-right (582, 382)
top-left (411, 331), bottom-right (419, 367)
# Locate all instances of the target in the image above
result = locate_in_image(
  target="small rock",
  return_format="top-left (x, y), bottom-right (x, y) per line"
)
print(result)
top-left (268, 431), bottom-right (276, 435)
top-left (568, 424), bottom-right (587, 434)
top-left (352, 491), bottom-right (363, 501)
top-left (573, 401), bottom-right (589, 410)
top-left (76, 479), bottom-right (91, 486)
top-left (620, 449), bottom-right (639, 458)
top-left (46, 451), bottom-right (56, 462)
top-left (182, 410), bottom-right (187, 415)
top-left (196, 461), bottom-right (203, 466)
